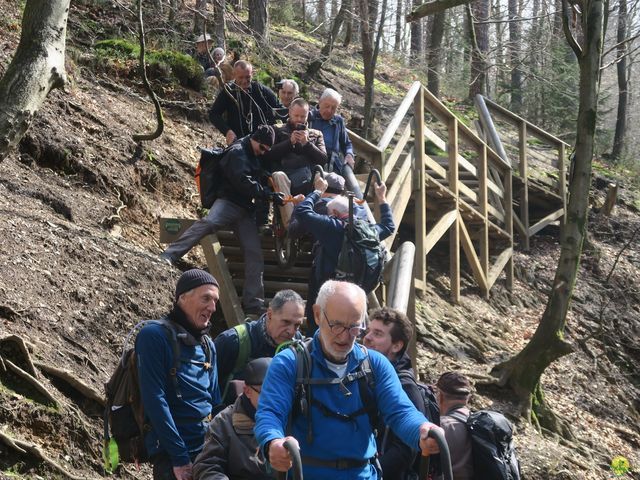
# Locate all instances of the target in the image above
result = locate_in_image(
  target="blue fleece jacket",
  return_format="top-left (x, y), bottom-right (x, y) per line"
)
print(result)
top-left (254, 332), bottom-right (427, 480)
top-left (308, 109), bottom-right (354, 174)
top-left (136, 320), bottom-right (220, 466)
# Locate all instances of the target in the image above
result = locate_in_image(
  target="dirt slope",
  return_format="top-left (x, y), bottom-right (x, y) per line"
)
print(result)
top-left (1, 1), bottom-right (639, 479)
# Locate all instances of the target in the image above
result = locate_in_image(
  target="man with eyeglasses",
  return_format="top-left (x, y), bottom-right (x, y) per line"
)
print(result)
top-left (193, 357), bottom-right (274, 480)
top-left (160, 125), bottom-right (281, 315)
top-left (255, 280), bottom-right (443, 480)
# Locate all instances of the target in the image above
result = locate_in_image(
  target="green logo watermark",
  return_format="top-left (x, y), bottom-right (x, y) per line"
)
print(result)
top-left (610, 456), bottom-right (630, 476)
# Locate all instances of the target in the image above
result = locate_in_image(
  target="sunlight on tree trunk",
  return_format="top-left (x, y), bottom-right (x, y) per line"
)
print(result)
top-left (491, 0), bottom-right (604, 437)
top-left (0, 0), bottom-right (69, 161)
top-left (611, 0), bottom-right (628, 161)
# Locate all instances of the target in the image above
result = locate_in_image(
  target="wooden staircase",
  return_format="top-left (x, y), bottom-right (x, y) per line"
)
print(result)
top-left (158, 82), bottom-right (567, 327)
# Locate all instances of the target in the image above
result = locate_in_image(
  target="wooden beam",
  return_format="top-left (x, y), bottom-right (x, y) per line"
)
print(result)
top-left (518, 120), bottom-right (530, 251)
top-left (406, 0), bottom-right (473, 21)
top-left (458, 214), bottom-right (488, 294)
top-left (378, 81), bottom-right (422, 150)
top-left (487, 247), bottom-right (513, 289)
top-left (414, 86), bottom-right (427, 290)
top-left (382, 121), bottom-right (413, 179)
top-left (504, 170), bottom-right (514, 291)
top-left (478, 144), bottom-right (489, 297)
top-left (558, 143), bottom-right (567, 226)
top-left (387, 148), bottom-right (413, 206)
top-left (449, 118), bottom-right (460, 303)
top-left (385, 163), bottom-right (413, 249)
top-left (512, 211), bottom-right (526, 237)
top-left (200, 234), bottom-right (245, 327)
top-left (528, 208), bottom-right (565, 236)
top-left (424, 209), bottom-right (457, 254)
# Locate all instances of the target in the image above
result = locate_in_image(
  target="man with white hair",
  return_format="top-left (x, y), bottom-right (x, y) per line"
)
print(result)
top-left (255, 280), bottom-right (443, 480)
top-left (278, 78), bottom-right (300, 108)
top-left (295, 175), bottom-right (395, 330)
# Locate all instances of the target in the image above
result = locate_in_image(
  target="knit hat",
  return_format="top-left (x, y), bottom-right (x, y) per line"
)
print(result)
top-left (251, 125), bottom-right (275, 147)
top-left (175, 269), bottom-right (219, 302)
top-left (242, 357), bottom-right (272, 386)
top-left (325, 172), bottom-right (345, 194)
top-left (436, 371), bottom-right (472, 396)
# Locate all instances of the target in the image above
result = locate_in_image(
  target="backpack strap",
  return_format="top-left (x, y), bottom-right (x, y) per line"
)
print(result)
top-left (156, 319), bottom-right (183, 399)
top-left (446, 409), bottom-right (469, 424)
top-left (221, 323), bottom-right (251, 401)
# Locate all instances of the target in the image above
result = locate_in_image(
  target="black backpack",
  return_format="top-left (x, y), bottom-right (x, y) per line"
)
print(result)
top-left (397, 371), bottom-right (440, 426)
top-left (449, 409), bottom-right (521, 480)
top-left (334, 196), bottom-right (386, 293)
top-left (102, 319), bottom-right (213, 473)
top-left (195, 147), bottom-right (228, 209)
top-left (287, 338), bottom-right (378, 444)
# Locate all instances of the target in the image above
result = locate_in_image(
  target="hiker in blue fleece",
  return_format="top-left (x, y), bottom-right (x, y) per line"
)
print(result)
top-left (136, 269), bottom-right (222, 480)
top-left (255, 280), bottom-right (443, 480)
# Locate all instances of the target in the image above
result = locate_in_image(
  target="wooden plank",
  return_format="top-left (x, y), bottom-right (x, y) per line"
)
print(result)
top-left (200, 234), bottom-right (245, 327)
top-left (414, 86), bottom-right (427, 290)
top-left (387, 148), bottom-right (413, 207)
top-left (512, 211), bottom-right (526, 236)
top-left (487, 204), bottom-right (504, 223)
top-left (159, 217), bottom-right (197, 244)
top-left (385, 165), bottom-right (413, 249)
top-left (378, 81), bottom-right (422, 150)
top-left (504, 170), bottom-right (514, 291)
top-left (487, 247), bottom-right (513, 290)
top-left (458, 214), bottom-right (488, 294)
top-left (528, 208), bottom-right (565, 236)
top-left (558, 143), bottom-right (567, 226)
top-left (519, 120), bottom-right (530, 251)
top-left (425, 154), bottom-right (447, 179)
top-left (458, 182), bottom-right (478, 204)
top-left (424, 209), bottom-right (457, 255)
top-left (478, 144), bottom-right (489, 298)
top-left (383, 122), bottom-right (412, 179)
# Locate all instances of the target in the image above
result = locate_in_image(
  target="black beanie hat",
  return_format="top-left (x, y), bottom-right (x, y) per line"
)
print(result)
top-left (250, 124), bottom-right (275, 147)
top-left (243, 357), bottom-right (272, 386)
top-left (175, 269), bottom-right (219, 302)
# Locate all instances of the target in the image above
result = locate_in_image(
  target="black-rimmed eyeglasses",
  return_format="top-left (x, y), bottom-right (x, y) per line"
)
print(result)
top-left (323, 311), bottom-right (366, 337)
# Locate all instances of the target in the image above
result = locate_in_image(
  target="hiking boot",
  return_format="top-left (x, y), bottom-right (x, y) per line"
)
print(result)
top-left (159, 252), bottom-right (175, 266)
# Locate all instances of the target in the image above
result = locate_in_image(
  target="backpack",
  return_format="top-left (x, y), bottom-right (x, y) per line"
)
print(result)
top-left (287, 338), bottom-right (378, 444)
top-left (195, 147), bottom-right (228, 209)
top-left (448, 409), bottom-right (521, 480)
top-left (397, 371), bottom-right (440, 426)
top-left (334, 196), bottom-right (385, 293)
top-left (221, 323), bottom-right (251, 403)
top-left (102, 319), bottom-right (213, 473)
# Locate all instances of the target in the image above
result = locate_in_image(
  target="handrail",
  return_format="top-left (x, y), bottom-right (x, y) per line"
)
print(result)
top-left (378, 81), bottom-right (422, 151)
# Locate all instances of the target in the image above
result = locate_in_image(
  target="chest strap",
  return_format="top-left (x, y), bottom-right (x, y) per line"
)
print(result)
top-left (301, 456), bottom-right (371, 470)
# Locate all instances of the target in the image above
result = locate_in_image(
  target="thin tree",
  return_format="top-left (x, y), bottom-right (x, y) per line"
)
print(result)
top-left (427, 11), bottom-right (446, 97)
top-left (411, 0), bottom-right (423, 58)
top-left (611, 0), bottom-right (629, 161)
top-left (248, 0), bottom-right (270, 43)
top-left (395, 0), bottom-right (404, 51)
top-left (467, 0), bottom-right (490, 99)
top-left (306, 1), bottom-right (350, 78)
top-left (508, 0), bottom-right (523, 112)
top-left (491, 0), bottom-right (605, 434)
top-left (0, 0), bottom-right (70, 161)
top-left (213, 0), bottom-right (227, 49)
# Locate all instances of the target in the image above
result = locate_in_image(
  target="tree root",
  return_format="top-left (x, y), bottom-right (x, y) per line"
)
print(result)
top-left (0, 334), bottom-right (37, 377)
top-left (0, 429), bottom-right (89, 480)
top-left (532, 383), bottom-right (575, 441)
top-left (34, 361), bottom-right (105, 407)
top-left (1, 357), bottom-right (60, 408)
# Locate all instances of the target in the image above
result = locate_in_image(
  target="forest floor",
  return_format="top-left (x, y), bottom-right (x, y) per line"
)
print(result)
top-left (0, 0), bottom-right (639, 479)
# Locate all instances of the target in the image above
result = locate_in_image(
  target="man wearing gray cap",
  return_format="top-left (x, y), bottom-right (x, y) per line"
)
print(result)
top-left (136, 269), bottom-right (222, 480)
top-left (193, 358), bottom-right (273, 480)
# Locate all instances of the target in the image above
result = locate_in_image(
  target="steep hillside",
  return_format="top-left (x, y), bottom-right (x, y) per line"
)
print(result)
top-left (1, 1), bottom-right (639, 479)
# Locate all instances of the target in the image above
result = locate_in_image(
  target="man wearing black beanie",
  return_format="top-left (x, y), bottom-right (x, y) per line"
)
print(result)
top-left (136, 269), bottom-right (222, 480)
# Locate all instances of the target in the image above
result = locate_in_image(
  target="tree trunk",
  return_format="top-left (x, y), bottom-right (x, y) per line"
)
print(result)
top-left (611, 0), bottom-right (628, 161)
top-left (467, 0), bottom-right (489, 99)
top-left (427, 11), bottom-right (446, 97)
top-left (0, 0), bottom-right (69, 162)
top-left (306, 1), bottom-right (349, 78)
top-left (410, 0), bottom-right (423, 59)
top-left (508, 0), bottom-right (523, 112)
top-left (491, 0), bottom-right (604, 435)
top-left (344, 0), bottom-right (356, 46)
top-left (213, 0), bottom-right (226, 49)
top-left (317, 0), bottom-right (327, 29)
top-left (248, 0), bottom-right (269, 43)
top-left (194, 0), bottom-right (206, 34)
top-left (395, 0), bottom-right (403, 51)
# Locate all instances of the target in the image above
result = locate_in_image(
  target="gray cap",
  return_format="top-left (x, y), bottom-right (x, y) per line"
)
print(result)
top-left (325, 172), bottom-right (345, 193)
top-left (243, 357), bottom-right (272, 386)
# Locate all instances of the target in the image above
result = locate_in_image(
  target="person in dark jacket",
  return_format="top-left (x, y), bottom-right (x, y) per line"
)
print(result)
top-left (215, 289), bottom-right (305, 404)
top-left (136, 269), bottom-right (222, 480)
top-left (209, 60), bottom-right (282, 145)
top-left (263, 97), bottom-right (328, 227)
top-left (363, 307), bottom-right (427, 480)
top-left (193, 357), bottom-right (274, 480)
top-left (295, 174), bottom-right (395, 330)
top-left (160, 125), bottom-right (277, 314)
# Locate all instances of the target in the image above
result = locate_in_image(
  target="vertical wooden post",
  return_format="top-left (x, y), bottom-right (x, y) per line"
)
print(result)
top-left (519, 120), bottom-right (530, 251)
top-left (408, 278), bottom-right (418, 373)
top-left (448, 118), bottom-right (460, 303)
top-left (478, 144), bottom-right (489, 299)
top-left (414, 86), bottom-right (427, 292)
top-left (558, 142), bottom-right (567, 226)
top-left (504, 168), bottom-right (514, 291)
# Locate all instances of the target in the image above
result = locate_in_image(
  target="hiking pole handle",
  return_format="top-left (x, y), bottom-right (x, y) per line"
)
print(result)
top-left (312, 164), bottom-right (325, 180)
top-left (361, 169), bottom-right (382, 201)
top-left (276, 438), bottom-right (303, 480)
top-left (419, 428), bottom-right (453, 480)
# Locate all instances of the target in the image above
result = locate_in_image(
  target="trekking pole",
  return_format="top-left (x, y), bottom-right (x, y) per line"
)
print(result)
top-left (312, 164), bottom-right (325, 180)
top-left (419, 428), bottom-right (453, 480)
top-left (276, 438), bottom-right (303, 480)
top-left (360, 169), bottom-right (382, 202)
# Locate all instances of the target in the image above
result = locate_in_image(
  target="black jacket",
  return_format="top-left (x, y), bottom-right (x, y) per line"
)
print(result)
top-left (209, 81), bottom-right (282, 138)
top-left (377, 353), bottom-right (426, 480)
top-left (262, 123), bottom-right (328, 173)
top-left (219, 137), bottom-right (270, 212)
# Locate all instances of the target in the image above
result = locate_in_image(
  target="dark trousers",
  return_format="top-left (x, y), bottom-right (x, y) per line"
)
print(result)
top-left (152, 454), bottom-right (177, 480)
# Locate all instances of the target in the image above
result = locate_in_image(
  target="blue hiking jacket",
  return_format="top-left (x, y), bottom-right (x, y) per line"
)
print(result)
top-left (255, 332), bottom-right (428, 480)
top-left (308, 108), bottom-right (354, 174)
top-left (136, 320), bottom-right (220, 466)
